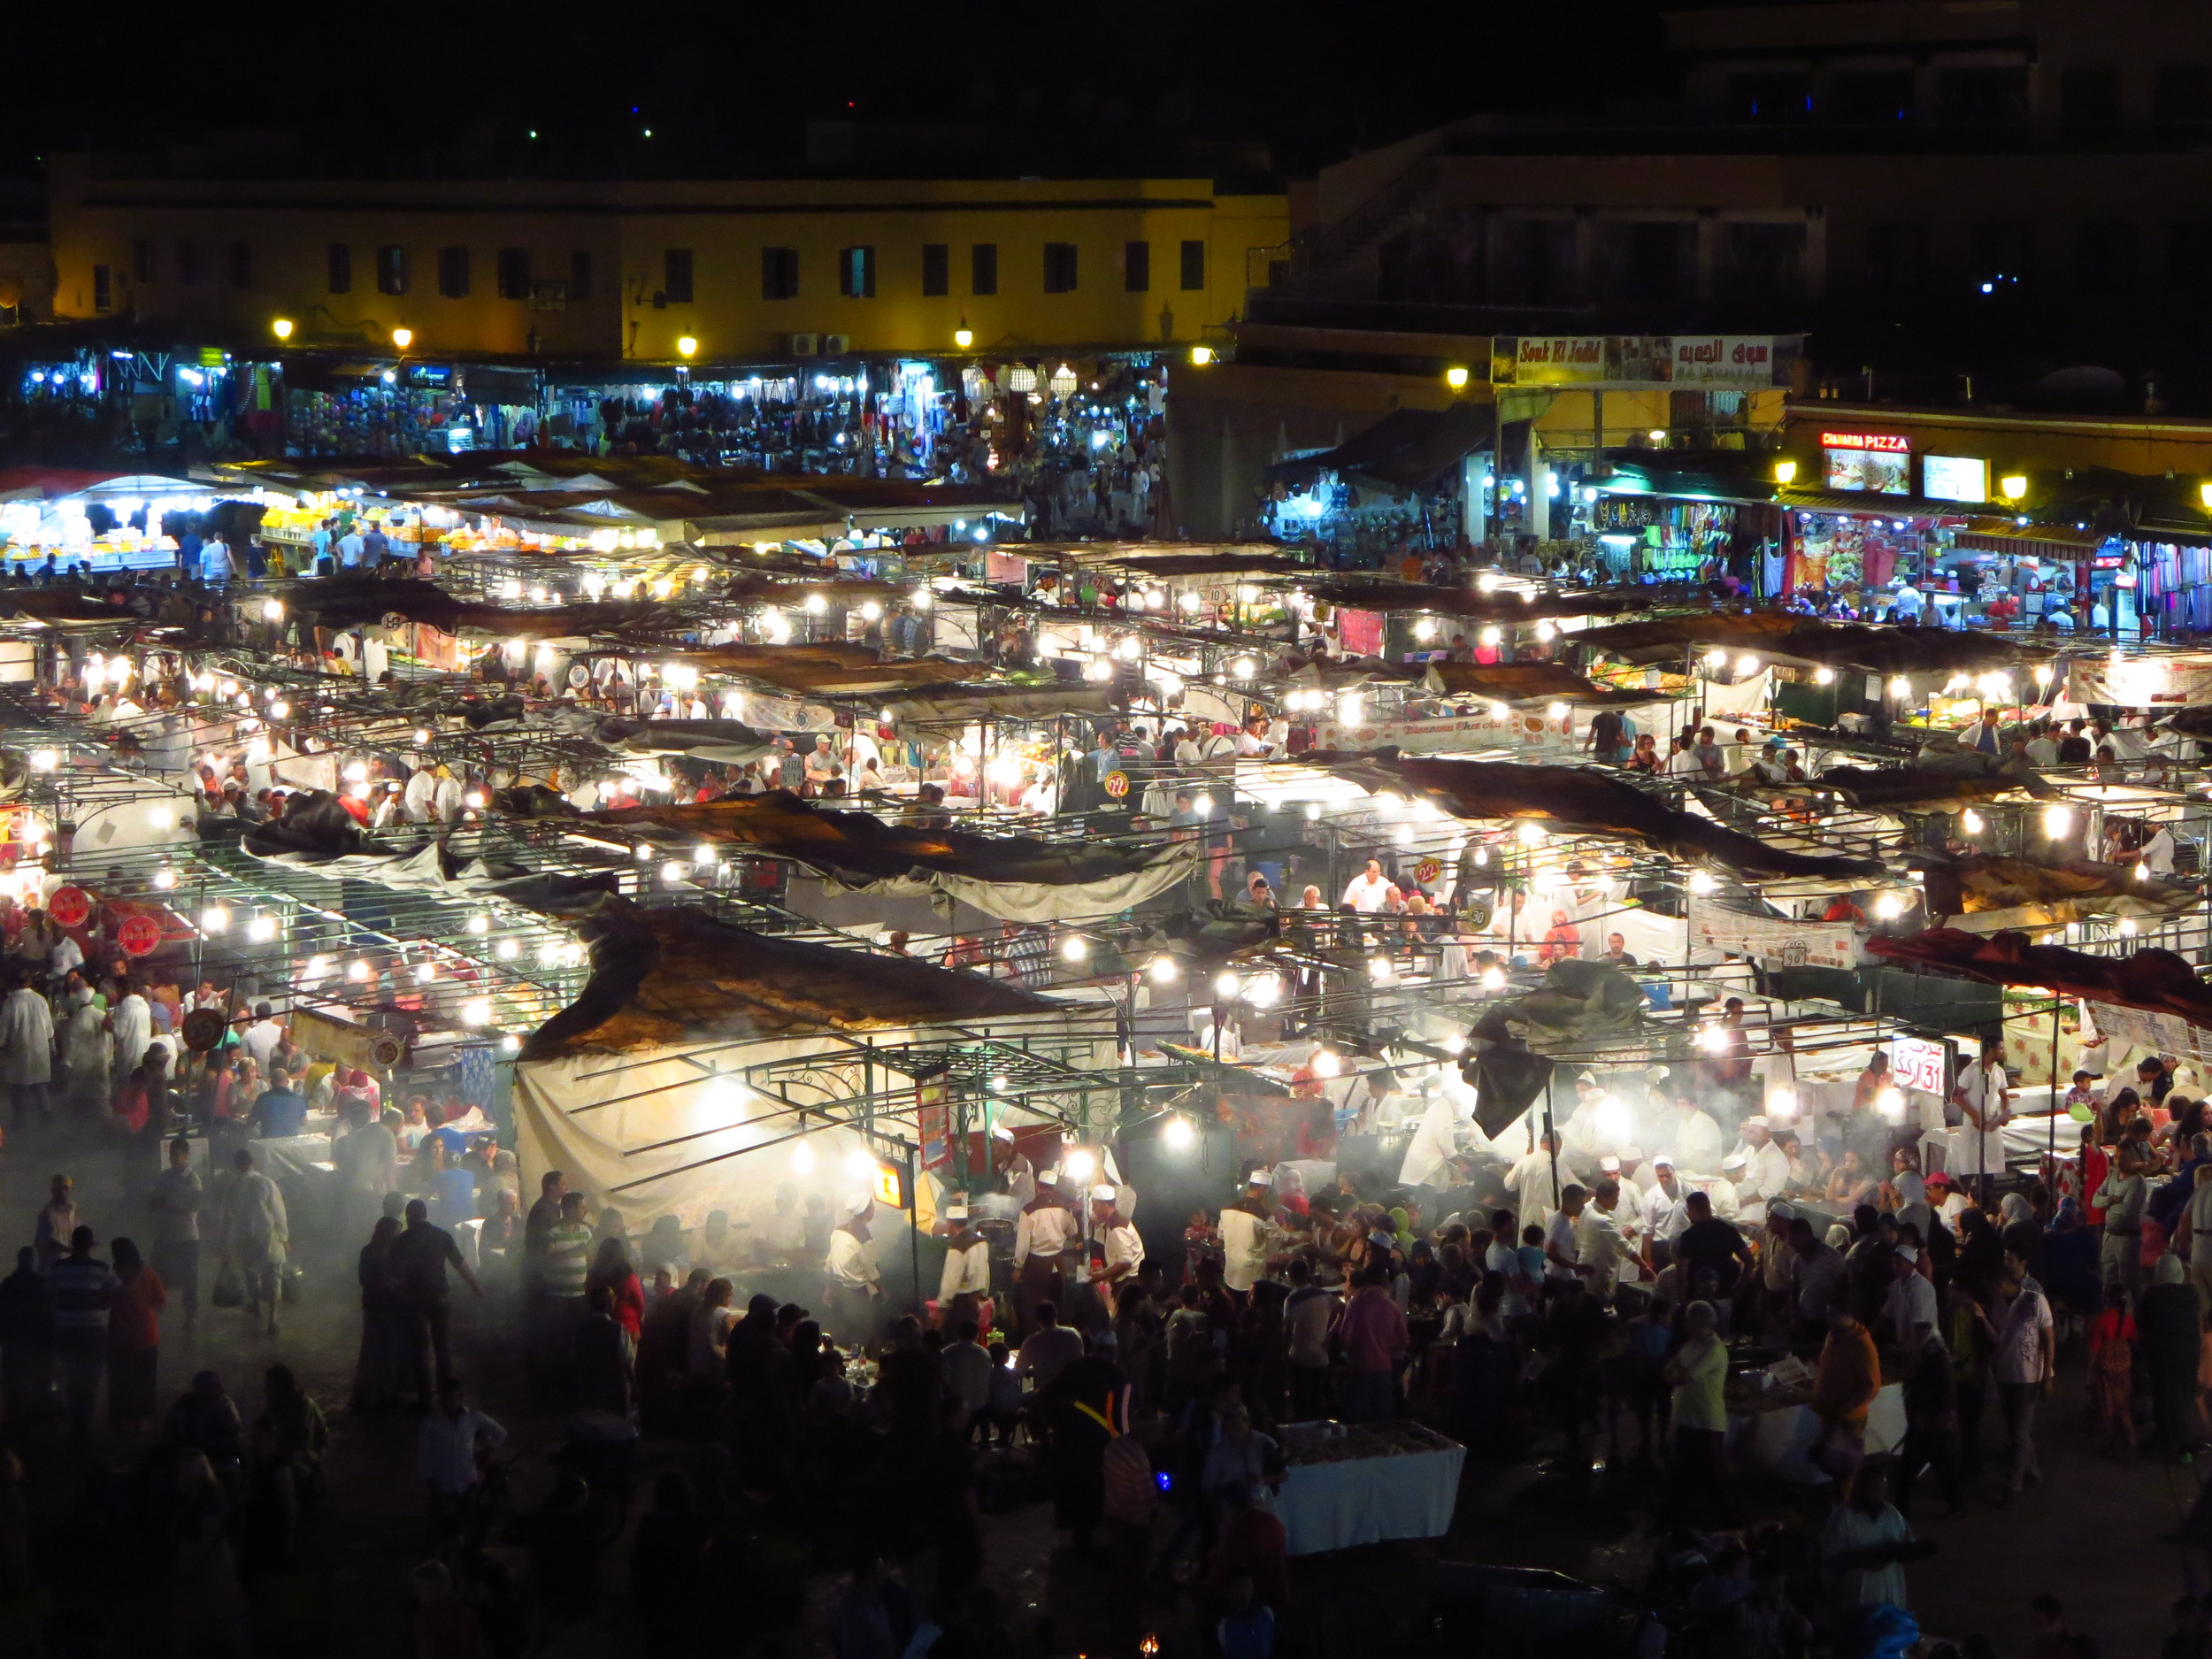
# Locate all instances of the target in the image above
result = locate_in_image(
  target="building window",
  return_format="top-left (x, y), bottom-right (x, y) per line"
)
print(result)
top-left (2061, 65), bottom-right (2123, 126)
top-left (2073, 219), bottom-right (2138, 296)
top-left (761, 247), bottom-right (799, 301)
top-left (971, 242), bottom-right (998, 296)
top-left (838, 245), bottom-right (876, 299)
top-left (2155, 65), bottom-right (2212, 125)
top-left (921, 242), bottom-right (949, 297)
top-left (438, 247), bottom-right (471, 298)
top-left (1972, 220), bottom-right (2036, 291)
top-left (664, 248), bottom-right (694, 304)
top-left (570, 250), bottom-right (594, 303)
top-left (1123, 241), bottom-right (1150, 292)
top-left (1043, 242), bottom-right (1078, 293)
top-left (1725, 71), bottom-right (1813, 123)
top-left (92, 265), bottom-right (111, 314)
top-left (1180, 239), bottom-right (1206, 290)
top-left (131, 239), bottom-right (157, 283)
top-left (175, 241), bottom-right (203, 286)
top-left (1829, 69), bottom-right (1914, 123)
top-left (1939, 65), bottom-right (2029, 124)
top-left (1720, 221), bottom-right (1807, 300)
top-left (327, 243), bottom-right (351, 295)
top-left (497, 248), bottom-right (532, 300)
top-left (376, 244), bottom-right (409, 296)
top-left (1864, 220), bottom-right (1928, 297)
top-left (228, 241), bottom-right (252, 289)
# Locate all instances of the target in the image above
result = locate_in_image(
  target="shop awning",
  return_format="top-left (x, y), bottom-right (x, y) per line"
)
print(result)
top-left (461, 365), bottom-right (541, 405)
top-left (1776, 488), bottom-right (1973, 518)
top-left (1951, 527), bottom-right (2107, 557)
top-left (1264, 404), bottom-right (1494, 492)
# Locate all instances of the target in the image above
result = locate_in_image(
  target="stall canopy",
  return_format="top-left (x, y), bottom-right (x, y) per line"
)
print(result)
top-left (587, 792), bottom-right (1201, 921)
top-left (1325, 754), bottom-right (1886, 880)
top-left (1263, 404), bottom-right (1495, 492)
top-left (1575, 614), bottom-right (2031, 674)
top-left (1936, 852), bottom-right (2201, 928)
top-left (522, 898), bottom-right (1056, 1059)
top-left (876, 683), bottom-right (1122, 726)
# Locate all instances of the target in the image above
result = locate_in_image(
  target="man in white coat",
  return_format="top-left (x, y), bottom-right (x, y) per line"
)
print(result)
top-left (0, 967), bottom-right (55, 1128)
top-left (107, 977), bottom-right (152, 1087)
top-left (1505, 1128), bottom-right (1584, 1233)
top-left (1640, 1154), bottom-right (1693, 1252)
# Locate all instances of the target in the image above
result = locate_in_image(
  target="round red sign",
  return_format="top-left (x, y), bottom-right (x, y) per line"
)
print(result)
top-left (47, 887), bottom-right (90, 929)
top-left (117, 913), bottom-right (162, 957)
top-left (1102, 770), bottom-right (1130, 799)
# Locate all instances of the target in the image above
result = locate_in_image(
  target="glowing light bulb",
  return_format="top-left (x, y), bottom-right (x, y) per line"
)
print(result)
top-left (1214, 971), bottom-right (1241, 1000)
top-left (1962, 810), bottom-right (1985, 834)
top-left (1063, 1148), bottom-right (1095, 1183)
top-left (1148, 955), bottom-right (1179, 984)
top-left (1875, 892), bottom-right (1905, 920)
top-left (347, 960), bottom-right (371, 982)
top-left (1688, 870), bottom-right (1717, 895)
top-left (1311, 1050), bottom-right (1341, 1079)
top-left (792, 1141), bottom-right (816, 1174)
top-left (2043, 805), bottom-right (2073, 837)
top-left (1876, 1087), bottom-right (1905, 1121)
top-left (1163, 1116), bottom-right (1195, 1150)
top-left (1062, 934), bottom-right (1089, 963)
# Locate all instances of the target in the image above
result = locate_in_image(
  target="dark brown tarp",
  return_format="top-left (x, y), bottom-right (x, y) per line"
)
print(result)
top-left (1301, 578), bottom-right (1690, 624)
top-left (1575, 614), bottom-right (2032, 674)
top-left (1422, 661), bottom-right (1657, 705)
top-left (657, 643), bottom-right (975, 695)
top-left (289, 575), bottom-right (660, 639)
top-left (587, 791), bottom-right (1171, 887)
top-left (1866, 928), bottom-right (2212, 1031)
top-left (521, 899), bottom-right (1056, 1057)
top-left (1811, 757), bottom-right (2053, 808)
top-left (1948, 853), bottom-right (2199, 916)
top-left (1315, 754), bottom-right (1885, 880)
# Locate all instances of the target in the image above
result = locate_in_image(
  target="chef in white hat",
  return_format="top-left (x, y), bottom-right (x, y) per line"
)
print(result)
top-left (1217, 1169), bottom-right (1283, 1298)
top-left (1708, 1153), bottom-right (1747, 1221)
top-left (1728, 1115), bottom-right (1792, 1204)
top-left (825, 1194), bottom-right (881, 1339)
top-left (938, 1202), bottom-right (992, 1327)
top-left (1086, 1183), bottom-right (1144, 1305)
top-left (1013, 1164), bottom-right (1080, 1335)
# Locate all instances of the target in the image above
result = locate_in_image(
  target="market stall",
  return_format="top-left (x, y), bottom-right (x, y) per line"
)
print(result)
top-left (1273, 1419), bottom-right (1466, 1555)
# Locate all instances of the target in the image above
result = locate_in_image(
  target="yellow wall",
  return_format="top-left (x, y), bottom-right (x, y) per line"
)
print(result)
top-left (46, 160), bottom-right (1287, 363)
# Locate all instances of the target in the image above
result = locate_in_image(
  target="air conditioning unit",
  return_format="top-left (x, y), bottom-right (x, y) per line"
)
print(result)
top-left (819, 334), bottom-right (849, 356)
top-left (787, 333), bottom-right (818, 356)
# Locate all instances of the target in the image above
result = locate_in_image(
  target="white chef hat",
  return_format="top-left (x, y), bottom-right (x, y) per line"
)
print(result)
top-left (1649, 1152), bottom-right (1676, 1167)
top-left (1619, 1147), bottom-right (1644, 1164)
top-left (1894, 1243), bottom-right (1919, 1264)
top-left (1721, 1152), bottom-right (1747, 1171)
top-left (1247, 1170), bottom-right (1275, 1186)
top-left (1090, 1184), bottom-right (1118, 1202)
top-left (1742, 1115), bottom-right (1770, 1129)
top-left (1577, 1070), bottom-right (1599, 1086)
top-left (1037, 1168), bottom-right (1060, 1186)
top-left (1599, 1156), bottom-right (1621, 1173)
top-left (845, 1194), bottom-right (872, 1217)
top-left (944, 1205), bottom-right (970, 1221)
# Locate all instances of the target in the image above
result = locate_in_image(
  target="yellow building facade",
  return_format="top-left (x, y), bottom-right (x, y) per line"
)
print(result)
top-left (46, 159), bottom-right (1287, 364)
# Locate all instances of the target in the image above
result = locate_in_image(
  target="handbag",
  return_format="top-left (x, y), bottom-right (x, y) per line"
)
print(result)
top-left (211, 1263), bottom-right (244, 1310)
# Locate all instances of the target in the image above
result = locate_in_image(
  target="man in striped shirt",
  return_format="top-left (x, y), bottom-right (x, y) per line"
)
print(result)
top-left (541, 1191), bottom-right (595, 1365)
top-left (50, 1226), bottom-right (119, 1440)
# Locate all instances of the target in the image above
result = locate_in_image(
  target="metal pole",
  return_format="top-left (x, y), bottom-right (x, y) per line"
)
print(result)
top-left (907, 1145), bottom-right (922, 1320)
top-left (2049, 993), bottom-right (2061, 1165)
top-left (1545, 1071), bottom-right (1561, 1208)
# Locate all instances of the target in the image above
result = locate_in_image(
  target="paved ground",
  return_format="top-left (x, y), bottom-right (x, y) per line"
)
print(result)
top-left (0, 1115), bottom-right (2198, 1655)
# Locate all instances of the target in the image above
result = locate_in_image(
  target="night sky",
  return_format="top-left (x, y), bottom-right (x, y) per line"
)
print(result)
top-left (5, 1), bottom-right (1671, 180)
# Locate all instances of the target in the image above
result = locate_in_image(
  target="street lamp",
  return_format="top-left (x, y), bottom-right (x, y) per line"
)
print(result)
top-left (1445, 365), bottom-right (1470, 390)
top-left (391, 326), bottom-right (413, 350)
top-left (954, 320), bottom-right (973, 349)
top-left (676, 335), bottom-right (698, 359)
top-left (1190, 345), bottom-right (1215, 365)
top-left (271, 318), bottom-right (294, 341)
top-left (1773, 458), bottom-right (1798, 485)
top-left (1999, 473), bottom-right (2028, 503)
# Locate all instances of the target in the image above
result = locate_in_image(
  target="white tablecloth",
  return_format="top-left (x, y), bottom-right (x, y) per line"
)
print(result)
top-left (1729, 1381), bottom-right (1906, 1484)
top-left (1273, 1440), bottom-right (1465, 1555)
